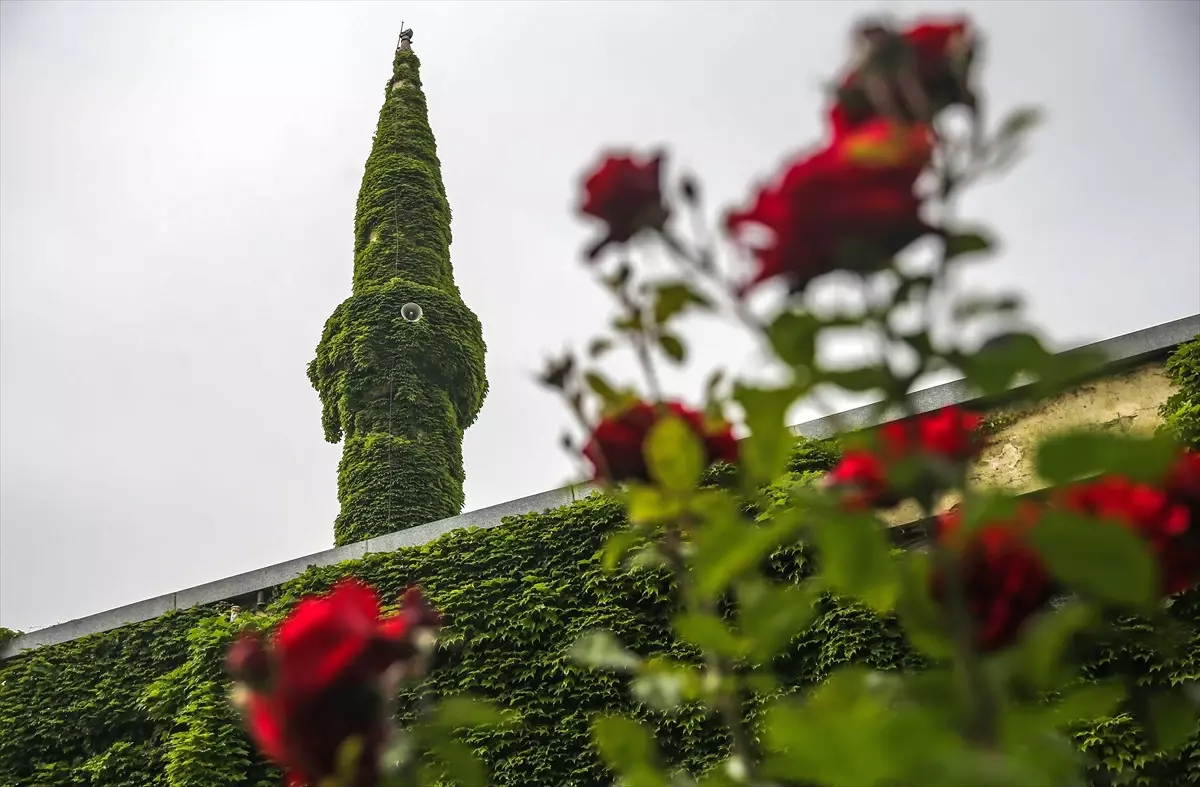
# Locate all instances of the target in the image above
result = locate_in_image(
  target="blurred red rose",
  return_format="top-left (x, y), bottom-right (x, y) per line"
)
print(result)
top-left (227, 579), bottom-right (442, 787)
top-left (727, 119), bottom-right (934, 294)
top-left (933, 504), bottom-right (1051, 651)
top-left (1059, 476), bottom-right (1199, 596)
top-left (881, 406), bottom-right (984, 462)
top-left (830, 18), bottom-right (976, 136)
top-left (582, 400), bottom-right (738, 484)
top-left (823, 450), bottom-right (895, 509)
top-left (580, 152), bottom-right (669, 259)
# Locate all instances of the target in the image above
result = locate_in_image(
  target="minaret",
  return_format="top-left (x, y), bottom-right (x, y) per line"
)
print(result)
top-left (309, 29), bottom-right (488, 546)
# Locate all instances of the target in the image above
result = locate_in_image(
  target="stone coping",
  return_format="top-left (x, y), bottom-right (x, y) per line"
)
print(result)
top-left (3, 313), bottom-right (1196, 661)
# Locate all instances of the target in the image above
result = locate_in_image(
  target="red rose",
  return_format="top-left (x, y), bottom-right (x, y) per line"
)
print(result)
top-left (823, 450), bottom-right (894, 509)
top-left (1166, 449), bottom-right (1200, 505)
top-left (580, 152), bottom-right (669, 260)
top-left (727, 119), bottom-right (933, 294)
top-left (1058, 477), bottom-right (1198, 596)
top-left (582, 400), bottom-right (738, 484)
top-left (881, 406), bottom-right (984, 462)
top-left (933, 504), bottom-right (1051, 651)
top-left (830, 18), bottom-right (975, 136)
top-left (228, 579), bottom-right (442, 787)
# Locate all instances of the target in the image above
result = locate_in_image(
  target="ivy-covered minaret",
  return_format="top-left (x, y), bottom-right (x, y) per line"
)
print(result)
top-left (309, 29), bottom-right (488, 546)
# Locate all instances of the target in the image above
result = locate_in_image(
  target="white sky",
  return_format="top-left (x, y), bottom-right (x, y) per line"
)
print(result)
top-left (1, 0), bottom-right (1198, 632)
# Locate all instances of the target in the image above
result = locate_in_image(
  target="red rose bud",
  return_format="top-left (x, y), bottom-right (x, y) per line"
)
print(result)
top-left (582, 400), bottom-right (738, 484)
top-left (830, 17), bottom-right (975, 136)
top-left (226, 632), bottom-right (272, 690)
top-left (727, 119), bottom-right (933, 295)
top-left (580, 152), bottom-right (669, 260)
top-left (933, 504), bottom-right (1051, 651)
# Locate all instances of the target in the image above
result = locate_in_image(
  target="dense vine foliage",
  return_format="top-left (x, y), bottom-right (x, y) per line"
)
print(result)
top-left (308, 46), bottom-right (488, 546)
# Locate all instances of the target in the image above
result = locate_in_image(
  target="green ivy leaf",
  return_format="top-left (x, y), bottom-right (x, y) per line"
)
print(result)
top-left (658, 334), bottom-right (686, 363)
top-left (1035, 431), bottom-right (1180, 485)
top-left (1048, 681), bottom-right (1125, 726)
top-left (1030, 511), bottom-right (1159, 608)
top-left (570, 631), bottom-right (642, 672)
top-left (645, 415), bottom-right (704, 492)
top-left (733, 384), bottom-right (799, 487)
top-left (811, 510), bottom-right (899, 612)
top-left (602, 530), bottom-right (644, 571)
top-left (943, 230), bottom-right (995, 260)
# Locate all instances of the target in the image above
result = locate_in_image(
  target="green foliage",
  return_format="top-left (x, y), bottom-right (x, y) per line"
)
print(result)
top-left (1160, 335), bottom-right (1200, 449)
top-left (309, 49), bottom-right (487, 545)
top-left (3, 434), bottom-right (1195, 786)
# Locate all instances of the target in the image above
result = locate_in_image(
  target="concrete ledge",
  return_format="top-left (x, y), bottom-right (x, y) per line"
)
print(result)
top-left (3, 315), bottom-right (1196, 662)
top-left (793, 313), bottom-right (1199, 440)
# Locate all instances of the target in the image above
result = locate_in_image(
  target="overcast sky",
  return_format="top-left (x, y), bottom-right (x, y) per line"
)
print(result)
top-left (1, 0), bottom-right (1197, 633)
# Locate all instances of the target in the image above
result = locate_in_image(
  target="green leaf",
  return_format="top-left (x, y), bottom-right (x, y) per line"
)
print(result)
top-left (957, 332), bottom-right (1050, 395)
top-left (658, 333), bottom-right (686, 363)
top-left (601, 529), bottom-right (644, 571)
top-left (760, 670), bottom-right (944, 787)
top-left (894, 551), bottom-right (953, 660)
top-left (432, 696), bottom-right (515, 730)
top-left (737, 579), bottom-right (818, 663)
top-left (652, 282), bottom-right (712, 325)
top-left (644, 415), bottom-right (705, 492)
top-left (673, 613), bottom-right (746, 659)
top-left (625, 485), bottom-right (684, 525)
top-left (1147, 691), bottom-right (1199, 752)
top-left (570, 630), bottom-right (642, 672)
top-left (585, 372), bottom-right (623, 405)
top-left (1030, 511), bottom-right (1158, 607)
top-left (767, 310), bottom-right (821, 368)
top-left (631, 660), bottom-right (703, 711)
top-left (821, 367), bottom-right (891, 393)
top-left (1048, 681), bottom-right (1125, 726)
top-left (943, 230), bottom-right (995, 260)
top-left (811, 509), bottom-right (899, 612)
top-left (691, 508), bottom-right (795, 600)
top-left (426, 738), bottom-right (487, 787)
top-left (1013, 601), bottom-right (1098, 690)
top-left (1035, 431), bottom-right (1180, 485)
top-left (592, 716), bottom-right (667, 786)
top-left (952, 294), bottom-right (1021, 321)
top-left (733, 384), bottom-right (798, 487)
top-left (996, 105), bottom-right (1043, 145)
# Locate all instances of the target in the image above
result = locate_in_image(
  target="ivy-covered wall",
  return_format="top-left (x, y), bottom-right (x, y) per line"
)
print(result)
top-left (3, 341), bottom-right (1199, 787)
top-left (308, 46), bottom-right (488, 546)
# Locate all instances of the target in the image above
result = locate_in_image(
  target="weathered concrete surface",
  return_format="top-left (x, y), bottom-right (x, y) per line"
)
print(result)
top-left (879, 360), bottom-right (1175, 525)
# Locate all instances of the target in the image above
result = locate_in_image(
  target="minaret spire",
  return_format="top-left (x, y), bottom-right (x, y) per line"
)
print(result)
top-left (308, 35), bottom-right (488, 546)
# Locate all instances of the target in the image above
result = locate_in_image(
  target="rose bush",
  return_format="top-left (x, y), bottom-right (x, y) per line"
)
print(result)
top-left (225, 13), bottom-right (1198, 786)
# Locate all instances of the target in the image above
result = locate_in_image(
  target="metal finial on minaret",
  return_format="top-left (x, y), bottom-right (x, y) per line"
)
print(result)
top-left (397, 26), bottom-right (414, 52)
